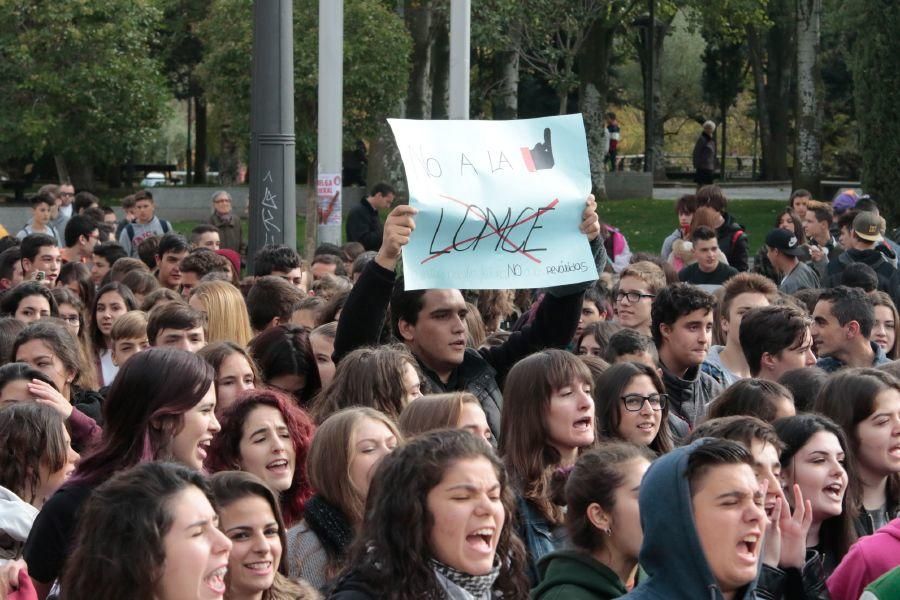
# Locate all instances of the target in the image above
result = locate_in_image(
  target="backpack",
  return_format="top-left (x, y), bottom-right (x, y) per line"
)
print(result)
top-left (125, 219), bottom-right (170, 244)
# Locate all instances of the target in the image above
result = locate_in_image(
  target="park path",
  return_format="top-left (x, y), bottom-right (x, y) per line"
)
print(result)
top-left (653, 184), bottom-right (792, 201)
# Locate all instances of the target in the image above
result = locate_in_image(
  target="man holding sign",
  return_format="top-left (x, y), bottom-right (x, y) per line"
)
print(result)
top-left (333, 115), bottom-right (605, 439)
top-left (333, 195), bottom-right (603, 440)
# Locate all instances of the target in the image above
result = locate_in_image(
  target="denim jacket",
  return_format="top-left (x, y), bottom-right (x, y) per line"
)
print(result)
top-left (516, 496), bottom-right (566, 586)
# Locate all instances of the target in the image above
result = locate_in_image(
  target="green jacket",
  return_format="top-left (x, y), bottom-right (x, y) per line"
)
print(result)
top-left (531, 550), bottom-right (628, 600)
top-left (862, 566), bottom-right (900, 600)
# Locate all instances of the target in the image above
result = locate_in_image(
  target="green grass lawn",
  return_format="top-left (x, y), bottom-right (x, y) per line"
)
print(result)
top-left (173, 198), bottom-right (786, 257)
top-left (600, 199), bottom-right (786, 254)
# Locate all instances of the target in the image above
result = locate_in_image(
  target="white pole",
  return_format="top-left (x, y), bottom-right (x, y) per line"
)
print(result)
top-left (448, 0), bottom-right (471, 120)
top-left (317, 0), bottom-right (344, 245)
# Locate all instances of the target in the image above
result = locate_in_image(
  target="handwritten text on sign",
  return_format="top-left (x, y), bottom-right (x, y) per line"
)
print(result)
top-left (388, 115), bottom-right (598, 290)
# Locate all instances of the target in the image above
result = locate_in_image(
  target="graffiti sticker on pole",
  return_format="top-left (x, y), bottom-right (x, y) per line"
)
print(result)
top-left (388, 114), bottom-right (598, 290)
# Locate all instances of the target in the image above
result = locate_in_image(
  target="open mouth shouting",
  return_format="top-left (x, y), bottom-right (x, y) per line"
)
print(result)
top-left (889, 443), bottom-right (900, 460)
top-left (204, 565), bottom-right (228, 596)
top-left (736, 532), bottom-right (761, 565)
top-left (823, 481), bottom-right (844, 503)
top-left (465, 527), bottom-right (497, 555)
top-left (573, 416), bottom-right (593, 432)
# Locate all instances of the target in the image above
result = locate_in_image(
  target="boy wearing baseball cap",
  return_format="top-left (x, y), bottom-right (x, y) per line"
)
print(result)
top-left (765, 228), bottom-right (820, 293)
top-left (825, 211), bottom-right (897, 289)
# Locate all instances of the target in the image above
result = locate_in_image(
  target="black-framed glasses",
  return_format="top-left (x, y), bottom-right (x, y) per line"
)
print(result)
top-left (621, 393), bottom-right (667, 412)
top-left (616, 290), bottom-right (655, 303)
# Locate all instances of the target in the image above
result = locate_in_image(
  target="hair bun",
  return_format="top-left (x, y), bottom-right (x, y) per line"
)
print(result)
top-left (549, 465), bottom-right (574, 506)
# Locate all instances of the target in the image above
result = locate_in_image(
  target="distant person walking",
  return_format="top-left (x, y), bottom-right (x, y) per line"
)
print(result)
top-left (692, 120), bottom-right (717, 186)
top-left (605, 112), bottom-right (621, 172)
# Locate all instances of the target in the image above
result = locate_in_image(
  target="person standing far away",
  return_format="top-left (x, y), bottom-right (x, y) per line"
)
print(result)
top-left (117, 190), bottom-right (172, 258)
top-left (790, 188), bottom-right (812, 221)
top-left (345, 182), bottom-right (395, 251)
top-left (803, 200), bottom-right (842, 279)
top-left (16, 192), bottom-right (61, 246)
top-left (605, 112), bottom-right (621, 172)
top-left (693, 120), bottom-right (717, 187)
top-left (52, 182), bottom-right (75, 234)
top-left (207, 190), bottom-right (244, 256)
top-left (677, 226), bottom-right (739, 293)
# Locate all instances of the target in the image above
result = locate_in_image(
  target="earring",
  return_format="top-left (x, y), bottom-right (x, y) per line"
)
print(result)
top-left (604, 528), bottom-right (612, 536)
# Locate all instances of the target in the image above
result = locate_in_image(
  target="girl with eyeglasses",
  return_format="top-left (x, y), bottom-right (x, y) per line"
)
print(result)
top-left (594, 362), bottom-right (673, 455)
top-left (50, 287), bottom-right (95, 374)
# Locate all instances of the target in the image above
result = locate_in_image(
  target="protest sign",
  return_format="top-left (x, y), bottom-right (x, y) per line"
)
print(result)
top-left (388, 114), bottom-right (598, 290)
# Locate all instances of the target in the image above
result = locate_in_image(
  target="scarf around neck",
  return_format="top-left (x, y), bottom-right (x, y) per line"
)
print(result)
top-left (431, 559), bottom-right (500, 599)
top-left (303, 494), bottom-right (354, 560)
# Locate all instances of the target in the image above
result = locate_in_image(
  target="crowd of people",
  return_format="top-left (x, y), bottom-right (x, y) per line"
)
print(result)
top-left (0, 180), bottom-right (898, 600)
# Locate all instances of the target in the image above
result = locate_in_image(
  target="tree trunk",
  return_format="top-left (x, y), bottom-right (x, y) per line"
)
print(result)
top-left (492, 49), bottom-right (519, 120)
top-left (69, 161), bottom-right (94, 190)
top-left (636, 19), bottom-right (668, 180)
top-left (747, 28), bottom-right (772, 180)
top-left (193, 95), bottom-right (208, 184)
top-left (766, 0), bottom-right (794, 180)
top-left (367, 122), bottom-right (406, 195)
top-left (405, 0), bottom-right (433, 119)
top-left (720, 102), bottom-right (728, 181)
top-left (305, 161), bottom-right (318, 259)
top-left (106, 164), bottom-right (122, 188)
top-left (53, 156), bottom-right (70, 185)
top-left (430, 12), bottom-right (449, 119)
top-left (794, 0), bottom-right (823, 195)
top-left (650, 27), bottom-right (665, 180)
top-left (186, 97), bottom-right (193, 184)
top-left (578, 22), bottom-right (615, 198)
top-left (219, 125), bottom-right (241, 186)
